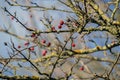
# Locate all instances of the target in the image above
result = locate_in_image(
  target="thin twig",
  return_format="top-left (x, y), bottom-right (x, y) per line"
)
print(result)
top-left (107, 53), bottom-right (120, 79)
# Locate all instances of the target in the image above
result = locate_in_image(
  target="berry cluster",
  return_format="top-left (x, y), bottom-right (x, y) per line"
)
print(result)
top-left (40, 39), bottom-right (51, 56)
top-left (58, 20), bottom-right (64, 29)
top-left (42, 50), bottom-right (47, 56)
top-left (17, 20), bottom-right (77, 57)
top-left (41, 39), bottom-right (51, 47)
top-left (18, 42), bottom-right (35, 51)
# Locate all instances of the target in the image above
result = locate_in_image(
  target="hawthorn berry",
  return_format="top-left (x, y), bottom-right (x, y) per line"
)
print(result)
top-left (11, 16), bottom-right (14, 20)
top-left (47, 42), bottom-right (51, 47)
top-left (59, 20), bottom-right (64, 25)
top-left (51, 26), bottom-right (56, 31)
top-left (79, 66), bottom-right (84, 71)
top-left (72, 43), bottom-right (76, 47)
top-left (58, 25), bottom-right (62, 29)
top-left (24, 42), bottom-right (29, 46)
top-left (31, 33), bottom-right (36, 37)
top-left (18, 45), bottom-right (21, 48)
top-left (29, 46), bottom-right (34, 51)
top-left (41, 40), bottom-right (46, 44)
top-left (42, 50), bottom-right (47, 56)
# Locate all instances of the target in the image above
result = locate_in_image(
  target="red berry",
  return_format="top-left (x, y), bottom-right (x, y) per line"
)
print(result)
top-left (72, 43), bottom-right (76, 47)
top-left (41, 40), bottom-right (46, 44)
top-left (58, 25), bottom-right (62, 29)
top-left (31, 33), bottom-right (36, 37)
top-left (24, 42), bottom-right (29, 46)
top-left (47, 42), bottom-right (51, 47)
top-left (11, 16), bottom-right (14, 20)
top-left (29, 46), bottom-right (34, 51)
top-left (18, 45), bottom-right (21, 48)
top-left (79, 66), bottom-right (84, 71)
top-left (51, 26), bottom-right (56, 31)
top-left (42, 50), bottom-right (47, 56)
top-left (59, 20), bottom-right (64, 25)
